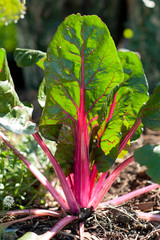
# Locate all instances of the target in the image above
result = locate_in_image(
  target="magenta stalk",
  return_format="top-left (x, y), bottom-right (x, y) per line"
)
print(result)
top-left (137, 211), bottom-right (160, 222)
top-left (40, 215), bottom-right (78, 240)
top-left (74, 43), bottom-right (90, 207)
top-left (2, 209), bottom-right (62, 217)
top-left (88, 155), bottom-right (134, 209)
top-left (33, 132), bottom-right (79, 214)
top-left (119, 117), bottom-right (141, 154)
top-left (99, 183), bottom-right (160, 207)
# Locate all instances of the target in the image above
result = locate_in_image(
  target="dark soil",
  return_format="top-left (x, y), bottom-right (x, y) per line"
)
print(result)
top-left (2, 129), bottom-right (160, 240)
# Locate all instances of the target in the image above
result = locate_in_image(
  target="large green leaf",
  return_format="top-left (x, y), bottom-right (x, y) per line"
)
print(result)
top-left (39, 13), bottom-right (123, 140)
top-left (134, 144), bottom-right (160, 184)
top-left (94, 51), bottom-right (149, 171)
top-left (0, 48), bottom-right (36, 134)
top-left (39, 14), bottom-right (124, 172)
top-left (14, 48), bottom-right (46, 70)
top-left (140, 83), bottom-right (160, 131)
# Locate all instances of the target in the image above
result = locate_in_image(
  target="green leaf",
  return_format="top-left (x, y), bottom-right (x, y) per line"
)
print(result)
top-left (101, 52), bottom-right (148, 159)
top-left (14, 48), bottom-right (46, 69)
top-left (93, 51), bottom-right (149, 171)
top-left (98, 88), bottom-right (133, 162)
top-left (39, 14), bottom-right (125, 174)
top-left (0, 0), bottom-right (26, 25)
top-left (118, 50), bottom-right (149, 140)
top-left (134, 144), bottom-right (160, 184)
top-left (140, 83), bottom-right (160, 131)
top-left (39, 13), bottom-right (123, 140)
top-left (0, 48), bottom-right (36, 134)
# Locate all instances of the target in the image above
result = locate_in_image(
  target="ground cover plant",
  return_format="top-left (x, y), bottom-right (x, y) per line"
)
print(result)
top-left (0, 13), bottom-right (160, 239)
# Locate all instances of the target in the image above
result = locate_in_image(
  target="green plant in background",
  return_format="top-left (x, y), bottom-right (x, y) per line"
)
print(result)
top-left (128, 0), bottom-right (160, 93)
top-left (0, 0), bottom-right (26, 25)
top-left (0, 133), bottom-right (56, 209)
top-left (0, 0), bottom-right (26, 52)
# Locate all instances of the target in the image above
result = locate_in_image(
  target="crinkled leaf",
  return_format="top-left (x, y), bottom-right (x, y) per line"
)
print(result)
top-left (39, 14), bottom-right (124, 173)
top-left (140, 83), bottom-right (160, 131)
top-left (134, 144), bottom-right (160, 184)
top-left (118, 51), bottom-right (149, 140)
top-left (96, 88), bottom-right (132, 167)
top-left (39, 13), bottom-right (123, 139)
top-left (0, 49), bottom-right (36, 134)
top-left (94, 51), bottom-right (149, 170)
top-left (14, 48), bottom-right (46, 69)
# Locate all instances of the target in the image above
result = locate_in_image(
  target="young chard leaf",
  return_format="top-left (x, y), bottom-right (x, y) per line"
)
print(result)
top-left (134, 144), bottom-right (160, 184)
top-left (14, 48), bottom-right (46, 70)
top-left (39, 13), bottom-right (124, 140)
top-left (0, 48), bottom-right (36, 134)
top-left (94, 51), bottom-right (149, 171)
top-left (140, 83), bottom-right (160, 131)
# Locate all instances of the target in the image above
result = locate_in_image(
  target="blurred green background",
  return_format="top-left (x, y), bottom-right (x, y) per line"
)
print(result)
top-left (0, 0), bottom-right (159, 93)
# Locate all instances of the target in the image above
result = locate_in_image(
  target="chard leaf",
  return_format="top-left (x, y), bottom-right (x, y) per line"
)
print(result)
top-left (39, 13), bottom-right (123, 139)
top-left (0, 48), bottom-right (36, 134)
top-left (140, 83), bottom-right (160, 131)
top-left (118, 51), bottom-right (149, 140)
top-left (39, 14), bottom-right (124, 172)
top-left (14, 48), bottom-right (46, 69)
top-left (134, 144), bottom-right (160, 184)
top-left (95, 51), bottom-right (149, 170)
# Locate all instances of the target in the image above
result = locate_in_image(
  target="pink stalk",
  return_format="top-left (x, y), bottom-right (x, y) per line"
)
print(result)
top-left (66, 173), bottom-right (74, 192)
top-left (119, 117), bottom-right (141, 154)
top-left (88, 155), bottom-right (134, 209)
top-left (79, 222), bottom-right (85, 240)
top-left (2, 209), bottom-right (62, 217)
top-left (107, 92), bottom-right (117, 121)
top-left (89, 164), bottom-right (98, 198)
top-left (137, 211), bottom-right (160, 222)
top-left (0, 215), bottom-right (40, 229)
top-left (99, 183), bottom-right (160, 207)
top-left (0, 132), bottom-right (68, 211)
top-left (33, 132), bottom-right (79, 214)
top-left (40, 215), bottom-right (78, 240)
top-left (74, 42), bottom-right (90, 207)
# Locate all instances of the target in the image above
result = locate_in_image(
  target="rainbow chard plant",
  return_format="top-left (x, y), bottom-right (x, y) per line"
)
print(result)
top-left (0, 13), bottom-right (160, 239)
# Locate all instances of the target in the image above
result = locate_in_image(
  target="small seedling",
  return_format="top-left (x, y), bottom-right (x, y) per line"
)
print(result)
top-left (0, 14), bottom-right (160, 240)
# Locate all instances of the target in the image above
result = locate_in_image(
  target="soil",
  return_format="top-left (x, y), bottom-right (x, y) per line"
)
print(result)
top-left (1, 129), bottom-right (160, 240)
